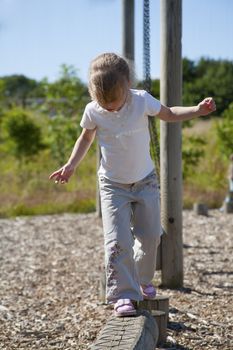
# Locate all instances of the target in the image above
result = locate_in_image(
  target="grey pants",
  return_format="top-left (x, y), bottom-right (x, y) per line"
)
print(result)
top-left (99, 170), bottom-right (162, 304)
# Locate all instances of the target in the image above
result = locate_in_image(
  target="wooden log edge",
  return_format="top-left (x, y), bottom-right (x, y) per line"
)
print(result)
top-left (151, 310), bottom-right (167, 345)
top-left (91, 310), bottom-right (158, 350)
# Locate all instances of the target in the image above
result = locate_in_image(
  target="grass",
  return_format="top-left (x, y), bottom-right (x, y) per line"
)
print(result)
top-left (183, 118), bottom-right (228, 208)
top-left (0, 147), bottom-right (97, 218)
top-left (2, 198), bottom-right (96, 217)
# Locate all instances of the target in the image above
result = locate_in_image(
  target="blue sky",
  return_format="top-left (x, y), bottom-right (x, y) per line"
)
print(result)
top-left (1, 0), bottom-right (233, 84)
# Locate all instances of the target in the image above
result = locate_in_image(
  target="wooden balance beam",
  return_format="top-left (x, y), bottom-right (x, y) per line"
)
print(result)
top-left (91, 309), bottom-right (158, 350)
top-left (91, 296), bottom-right (169, 349)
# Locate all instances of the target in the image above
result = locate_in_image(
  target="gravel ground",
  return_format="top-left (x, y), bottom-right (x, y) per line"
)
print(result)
top-left (0, 210), bottom-right (232, 350)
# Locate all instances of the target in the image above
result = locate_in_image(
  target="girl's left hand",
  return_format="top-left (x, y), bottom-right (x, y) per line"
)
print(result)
top-left (198, 97), bottom-right (216, 116)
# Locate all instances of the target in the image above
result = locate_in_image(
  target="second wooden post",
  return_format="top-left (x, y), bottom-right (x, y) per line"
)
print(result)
top-left (160, 0), bottom-right (183, 288)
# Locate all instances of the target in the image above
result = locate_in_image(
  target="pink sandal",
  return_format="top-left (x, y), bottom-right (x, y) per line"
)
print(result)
top-left (114, 299), bottom-right (137, 317)
top-left (141, 284), bottom-right (156, 299)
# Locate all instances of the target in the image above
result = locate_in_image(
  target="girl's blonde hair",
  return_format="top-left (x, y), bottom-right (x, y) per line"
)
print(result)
top-left (88, 53), bottom-right (130, 105)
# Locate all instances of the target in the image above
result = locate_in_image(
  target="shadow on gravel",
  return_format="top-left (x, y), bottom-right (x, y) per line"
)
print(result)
top-left (159, 286), bottom-right (192, 294)
top-left (202, 270), bottom-right (233, 276)
top-left (156, 322), bottom-right (194, 350)
top-left (158, 344), bottom-right (192, 350)
top-left (168, 321), bottom-right (194, 333)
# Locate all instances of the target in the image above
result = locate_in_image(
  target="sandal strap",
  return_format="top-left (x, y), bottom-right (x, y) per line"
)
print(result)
top-left (114, 298), bottom-right (132, 311)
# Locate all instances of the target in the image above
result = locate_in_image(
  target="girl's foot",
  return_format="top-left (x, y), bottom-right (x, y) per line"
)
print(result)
top-left (140, 284), bottom-right (156, 299)
top-left (114, 299), bottom-right (137, 317)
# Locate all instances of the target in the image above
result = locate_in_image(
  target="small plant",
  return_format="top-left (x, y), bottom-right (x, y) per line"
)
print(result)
top-left (182, 135), bottom-right (206, 180)
top-left (2, 108), bottom-right (45, 161)
top-left (46, 115), bottom-right (81, 166)
top-left (216, 102), bottom-right (233, 159)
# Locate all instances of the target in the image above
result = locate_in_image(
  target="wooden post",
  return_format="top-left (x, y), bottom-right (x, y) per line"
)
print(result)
top-left (193, 203), bottom-right (209, 216)
top-left (223, 202), bottom-right (233, 213)
top-left (223, 191), bottom-right (233, 213)
top-left (138, 295), bottom-right (169, 324)
top-left (122, 0), bottom-right (135, 62)
top-left (151, 310), bottom-right (167, 345)
top-left (160, 0), bottom-right (183, 288)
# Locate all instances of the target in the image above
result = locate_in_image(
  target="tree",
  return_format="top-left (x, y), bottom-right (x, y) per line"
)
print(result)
top-left (0, 75), bottom-right (40, 107)
top-left (183, 58), bottom-right (233, 115)
top-left (42, 64), bottom-right (89, 117)
top-left (2, 108), bottom-right (45, 160)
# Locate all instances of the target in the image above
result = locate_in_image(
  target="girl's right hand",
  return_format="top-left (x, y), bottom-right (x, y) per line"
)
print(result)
top-left (49, 163), bottom-right (75, 184)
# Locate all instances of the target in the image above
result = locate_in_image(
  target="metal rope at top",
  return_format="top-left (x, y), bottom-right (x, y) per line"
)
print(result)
top-left (143, 0), bottom-right (160, 182)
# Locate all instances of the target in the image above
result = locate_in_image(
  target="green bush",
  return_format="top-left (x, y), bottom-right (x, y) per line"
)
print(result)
top-left (182, 135), bottom-right (206, 180)
top-left (41, 64), bottom-right (89, 117)
top-left (2, 108), bottom-right (45, 160)
top-left (216, 102), bottom-right (233, 159)
top-left (46, 115), bottom-right (81, 166)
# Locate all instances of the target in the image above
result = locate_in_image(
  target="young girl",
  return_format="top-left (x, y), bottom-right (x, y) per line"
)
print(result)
top-left (50, 53), bottom-right (216, 317)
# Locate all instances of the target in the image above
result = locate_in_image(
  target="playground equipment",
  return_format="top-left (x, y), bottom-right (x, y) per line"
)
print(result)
top-left (92, 297), bottom-right (169, 349)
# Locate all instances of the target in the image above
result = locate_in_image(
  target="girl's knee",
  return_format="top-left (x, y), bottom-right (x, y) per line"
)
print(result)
top-left (135, 232), bottom-right (161, 248)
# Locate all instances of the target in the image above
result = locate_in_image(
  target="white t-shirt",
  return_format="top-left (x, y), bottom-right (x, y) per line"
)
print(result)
top-left (80, 89), bottom-right (161, 184)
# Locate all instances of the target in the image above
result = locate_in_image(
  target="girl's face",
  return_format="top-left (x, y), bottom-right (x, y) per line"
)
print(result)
top-left (99, 82), bottom-right (130, 112)
top-left (101, 94), bottom-right (127, 112)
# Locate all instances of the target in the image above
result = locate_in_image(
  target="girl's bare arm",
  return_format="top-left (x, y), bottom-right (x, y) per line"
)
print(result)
top-left (49, 128), bottom-right (96, 184)
top-left (158, 97), bottom-right (216, 122)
